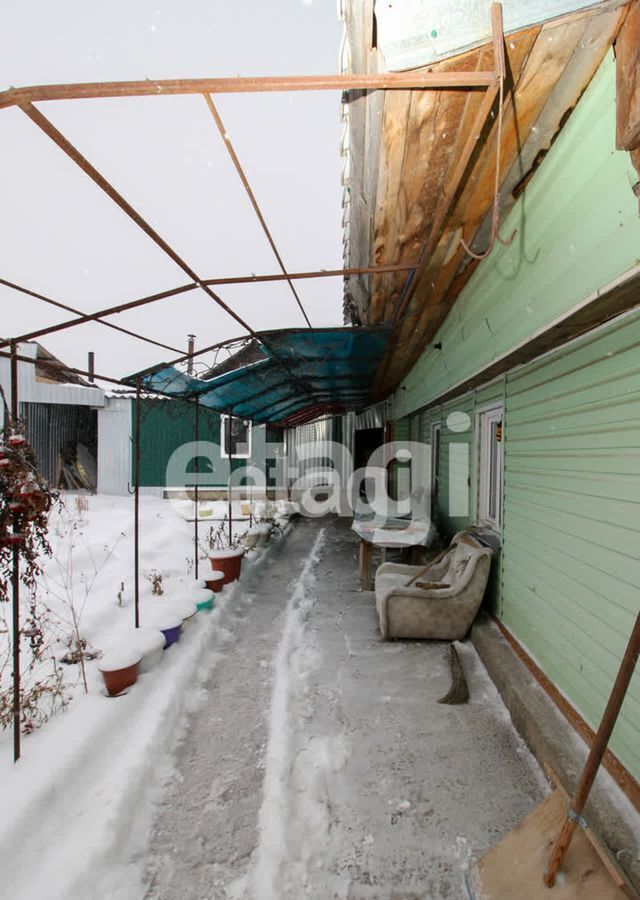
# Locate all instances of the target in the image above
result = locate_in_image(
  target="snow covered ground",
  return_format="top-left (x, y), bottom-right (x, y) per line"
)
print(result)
top-left (142, 516), bottom-right (549, 900)
top-left (0, 494), bottom-right (287, 900)
top-left (1, 502), bottom-right (561, 900)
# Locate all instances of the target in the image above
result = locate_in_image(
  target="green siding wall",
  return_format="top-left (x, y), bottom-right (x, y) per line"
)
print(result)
top-left (401, 311), bottom-right (640, 779)
top-left (501, 308), bottom-right (640, 778)
top-left (134, 400), bottom-right (268, 488)
top-left (397, 51), bottom-right (640, 419)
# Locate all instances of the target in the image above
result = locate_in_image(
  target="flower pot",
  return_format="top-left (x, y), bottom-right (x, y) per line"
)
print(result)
top-left (161, 623), bottom-right (182, 648)
top-left (147, 612), bottom-right (183, 648)
top-left (98, 648), bottom-right (142, 696)
top-left (171, 597), bottom-right (199, 630)
top-left (194, 588), bottom-right (215, 612)
top-left (128, 628), bottom-right (165, 673)
top-left (205, 571), bottom-right (225, 594)
top-left (208, 548), bottom-right (245, 584)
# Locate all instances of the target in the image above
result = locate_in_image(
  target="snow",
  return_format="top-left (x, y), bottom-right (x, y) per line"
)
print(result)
top-left (98, 646), bottom-right (142, 671)
top-left (0, 493), bottom-right (285, 900)
top-left (248, 527), bottom-right (341, 900)
top-left (125, 627), bottom-right (165, 656)
top-left (208, 547), bottom-right (245, 559)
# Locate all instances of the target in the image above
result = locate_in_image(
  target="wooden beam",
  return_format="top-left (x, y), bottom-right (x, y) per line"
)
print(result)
top-left (384, 3), bottom-right (505, 333)
top-left (473, 5), bottom-right (625, 252)
top-left (377, 6), bottom-right (620, 394)
top-left (616, 0), bottom-right (640, 150)
top-left (0, 70), bottom-right (498, 110)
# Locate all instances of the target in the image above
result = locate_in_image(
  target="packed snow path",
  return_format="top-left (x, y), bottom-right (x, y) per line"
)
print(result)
top-left (144, 516), bottom-right (544, 900)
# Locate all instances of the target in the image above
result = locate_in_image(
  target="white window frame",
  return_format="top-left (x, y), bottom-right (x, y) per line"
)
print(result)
top-left (221, 415), bottom-right (252, 459)
top-left (476, 404), bottom-right (503, 532)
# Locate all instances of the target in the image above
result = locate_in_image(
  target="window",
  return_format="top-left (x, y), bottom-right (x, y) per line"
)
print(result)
top-left (477, 406), bottom-right (503, 531)
top-left (431, 422), bottom-right (441, 506)
top-left (221, 415), bottom-right (252, 459)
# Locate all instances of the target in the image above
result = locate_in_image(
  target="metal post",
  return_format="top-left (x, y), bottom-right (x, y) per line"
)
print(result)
top-left (227, 413), bottom-right (233, 546)
top-left (87, 351), bottom-right (95, 383)
top-left (10, 342), bottom-right (20, 762)
top-left (194, 397), bottom-right (199, 578)
top-left (134, 378), bottom-right (141, 629)
top-left (187, 335), bottom-right (195, 376)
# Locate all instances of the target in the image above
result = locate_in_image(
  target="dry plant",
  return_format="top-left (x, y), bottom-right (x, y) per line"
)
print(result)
top-left (0, 394), bottom-right (68, 733)
top-left (145, 570), bottom-right (164, 596)
top-left (74, 495), bottom-right (89, 517)
top-left (200, 515), bottom-right (243, 556)
top-left (41, 509), bottom-right (125, 694)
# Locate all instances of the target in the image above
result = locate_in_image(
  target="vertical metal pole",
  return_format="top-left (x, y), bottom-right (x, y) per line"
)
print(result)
top-left (134, 378), bottom-right (141, 629)
top-left (10, 342), bottom-right (20, 762)
top-left (87, 351), bottom-right (95, 383)
top-left (187, 335), bottom-right (195, 376)
top-left (194, 397), bottom-right (199, 579)
top-left (227, 413), bottom-right (233, 546)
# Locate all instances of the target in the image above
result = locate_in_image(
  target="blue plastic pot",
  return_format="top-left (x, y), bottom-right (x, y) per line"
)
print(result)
top-left (161, 624), bottom-right (181, 648)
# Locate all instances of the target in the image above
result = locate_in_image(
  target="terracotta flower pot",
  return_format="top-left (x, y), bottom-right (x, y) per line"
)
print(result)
top-left (209, 548), bottom-right (245, 584)
top-left (98, 648), bottom-right (142, 696)
top-left (204, 572), bottom-right (225, 594)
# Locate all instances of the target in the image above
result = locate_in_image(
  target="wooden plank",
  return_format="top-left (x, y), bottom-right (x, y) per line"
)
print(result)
top-left (370, 88), bottom-right (412, 323)
top-left (544, 764), bottom-right (639, 898)
top-left (378, 49), bottom-right (487, 322)
top-left (375, 86), bottom-right (440, 321)
top-left (616, 0), bottom-right (640, 150)
top-left (469, 789), bottom-right (631, 899)
top-left (376, 4), bottom-right (626, 394)
top-left (380, 12), bottom-right (611, 392)
top-left (376, 24), bottom-right (541, 389)
top-left (473, 5), bottom-right (625, 251)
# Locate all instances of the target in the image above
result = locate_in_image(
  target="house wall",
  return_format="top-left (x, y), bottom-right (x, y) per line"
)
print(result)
top-left (133, 399), bottom-right (270, 489)
top-left (395, 52), bottom-right (640, 421)
top-left (97, 397), bottom-right (132, 495)
top-left (400, 306), bottom-right (640, 781)
top-left (391, 51), bottom-right (640, 782)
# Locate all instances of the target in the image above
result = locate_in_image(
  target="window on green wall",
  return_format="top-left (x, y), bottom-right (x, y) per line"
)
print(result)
top-left (476, 405), bottom-right (503, 531)
top-left (222, 415), bottom-right (252, 459)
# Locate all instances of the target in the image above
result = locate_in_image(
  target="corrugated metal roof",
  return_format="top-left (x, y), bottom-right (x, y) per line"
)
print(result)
top-left (129, 326), bottom-right (390, 426)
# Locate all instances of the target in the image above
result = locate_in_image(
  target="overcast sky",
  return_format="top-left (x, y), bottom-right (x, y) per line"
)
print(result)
top-left (0, 0), bottom-right (345, 382)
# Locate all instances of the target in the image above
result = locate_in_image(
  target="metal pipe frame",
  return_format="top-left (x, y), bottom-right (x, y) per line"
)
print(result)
top-left (0, 265), bottom-right (414, 353)
top-left (134, 378), bottom-right (142, 629)
top-left (203, 94), bottom-right (312, 328)
top-left (193, 396), bottom-right (200, 579)
top-left (0, 69), bottom-right (498, 109)
top-left (10, 343), bottom-right (21, 762)
top-left (0, 277), bottom-right (185, 356)
top-left (0, 5), bottom-right (507, 452)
